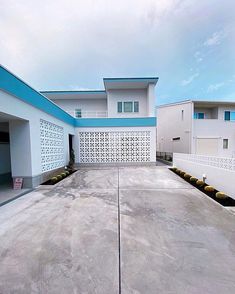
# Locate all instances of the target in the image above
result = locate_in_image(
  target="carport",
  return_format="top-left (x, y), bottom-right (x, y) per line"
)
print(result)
top-left (0, 112), bottom-right (32, 205)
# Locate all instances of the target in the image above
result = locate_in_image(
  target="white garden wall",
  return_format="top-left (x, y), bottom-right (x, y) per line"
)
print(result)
top-left (173, 153), bottom-right (235, 199)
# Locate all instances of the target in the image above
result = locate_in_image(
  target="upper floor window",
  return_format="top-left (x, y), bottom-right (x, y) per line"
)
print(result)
top-left (117, 102), bottom-right (122, 113)
top-left (75, 109), bottom-right (82, 118)
top-left (224, 111), bottom-right (235, 121)
top-left (134, 101), bottom-right (139, 113)
top-left (223, 139), bottom-right (229, 149)
top-left (194, 112), bottom-right (204, 119)
top-left (124, 102), bottom-right (133, 112)
top-left (117, 101), bottom-right (139, 113)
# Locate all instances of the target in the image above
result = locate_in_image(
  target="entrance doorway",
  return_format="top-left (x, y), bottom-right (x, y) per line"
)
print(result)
top-left (0, 122), bottom-right (11, 185)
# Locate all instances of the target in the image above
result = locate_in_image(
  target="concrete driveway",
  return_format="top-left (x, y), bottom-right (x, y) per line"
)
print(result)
top-left (0, 166), bottom-right (235, 294)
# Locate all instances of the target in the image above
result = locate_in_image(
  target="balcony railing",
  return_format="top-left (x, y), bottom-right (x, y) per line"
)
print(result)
top-left (67, 111), bottom-right (108, 118)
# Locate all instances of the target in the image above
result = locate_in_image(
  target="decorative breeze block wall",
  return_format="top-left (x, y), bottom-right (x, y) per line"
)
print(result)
top-left (40, 119), bottom-right (64, 172)
top-left (79, 131), bottom-right (151, 163)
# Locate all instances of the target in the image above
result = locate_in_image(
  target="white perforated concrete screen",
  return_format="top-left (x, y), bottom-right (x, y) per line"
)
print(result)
top-left (79, 131), bottom-right (151, 163)
top-left (40, 119), bottom-right (64, 172)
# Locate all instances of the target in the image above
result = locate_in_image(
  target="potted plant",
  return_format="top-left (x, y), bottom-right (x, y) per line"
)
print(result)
top-left (68, 148), bottom-right (75, 171)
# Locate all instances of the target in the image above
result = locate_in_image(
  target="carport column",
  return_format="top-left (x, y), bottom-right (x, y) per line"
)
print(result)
top-left (9, 120), bottom-right (33, 188)
top-left (147, 83), bottom-right (156, 117)
top-left (73, 129), bottom-right (80, 165)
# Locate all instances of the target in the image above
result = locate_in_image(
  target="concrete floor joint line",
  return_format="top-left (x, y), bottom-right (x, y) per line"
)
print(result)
top-left (117, 167), bottom-right (122, 294)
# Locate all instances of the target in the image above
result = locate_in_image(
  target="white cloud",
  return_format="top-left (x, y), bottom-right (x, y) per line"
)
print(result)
top-left (194, 51), bottom-right (203, 62)
top-left (207, 82), bottom-right (224, 92)
top-left (181, 73), bottom-right (199, 86)
top-left (203, 31), bottom-right (224, 47)
top-left (0, 0), bottom-right (234, 99)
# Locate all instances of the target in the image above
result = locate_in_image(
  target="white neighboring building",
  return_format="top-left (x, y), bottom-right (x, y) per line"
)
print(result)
top-left (156, 100), bottom-right (235, 157)
top-left (0, 65), bottom-right (158, 188)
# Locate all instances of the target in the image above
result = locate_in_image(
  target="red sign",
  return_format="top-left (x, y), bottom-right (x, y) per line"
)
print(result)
top-left (13, 178), bottom-right (23, 190)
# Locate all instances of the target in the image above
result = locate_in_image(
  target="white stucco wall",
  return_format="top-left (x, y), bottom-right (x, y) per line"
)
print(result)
top-left (193, 120), bottom-right (235, 157)
top-left (147, 84), bottom-right (156, 117)
top-left (52, 98), bottom-right (107, 116)
top-left (107, 89), bottom-right (148, 118)
top-left (0, 90), bottom-right (75, 179)
top-left (192, 105), bottom-right (235, 157)
top-left (156, 101), bottom-right (193, 153)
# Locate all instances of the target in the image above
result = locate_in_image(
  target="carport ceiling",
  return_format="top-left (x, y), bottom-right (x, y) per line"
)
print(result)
top-left (0, 112), bottom-right (26, 122)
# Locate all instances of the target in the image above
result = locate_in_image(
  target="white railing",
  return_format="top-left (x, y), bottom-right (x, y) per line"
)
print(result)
top-left (174, 153), bottom-right (235, 171)
top-left (67, 111), bottom-right (108, 118)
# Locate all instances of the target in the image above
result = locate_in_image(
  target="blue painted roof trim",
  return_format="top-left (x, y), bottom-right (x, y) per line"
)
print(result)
top-left (0, 66), bottom-right (75, 126)
top-left (75, 117), bottom-right (156, 128)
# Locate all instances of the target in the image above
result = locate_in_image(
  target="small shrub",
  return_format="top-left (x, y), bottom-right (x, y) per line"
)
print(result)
top-left (65, 171), bottom-right (70, 176)
top-left (216, 192), bottom-right (228, 199)
top-left (184, 173), bottom-right (191, 179)
top-left (61, 172), bottom-right (67, 178)
top-left (176, 169), bottom-right (181, 174)
top-left (190, 177), bottom-right (198, 182)
top-left (204, 186), bottom-right (215, 192)
top-left (57, 175), bottom-right (62, 181)
top-left (196, 180), bottom-right (204, 187)
top-left (51, 177), bottom-right (57, 184)
top-left (180, 171), bottom-right (185, 176)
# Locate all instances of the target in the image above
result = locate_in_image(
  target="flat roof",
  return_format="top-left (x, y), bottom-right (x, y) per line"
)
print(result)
top-left (40, 90), bottom-right (106, 94)
top-left (41, 90), bottom-right (107, 100)
top-left (103, 77), bottom-right (159, 82)
top-left (41, 77), bottom-right (159, 97)
top-left (193, 100), bottom-right (235, 105)
top-left (104, 77), bottom-right (159, 90)
top-left (157, 99), bottom-right (235, 108)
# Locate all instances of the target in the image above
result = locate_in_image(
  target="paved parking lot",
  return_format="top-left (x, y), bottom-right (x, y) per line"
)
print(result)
top-left (0, 166), bottom-right (235, 294)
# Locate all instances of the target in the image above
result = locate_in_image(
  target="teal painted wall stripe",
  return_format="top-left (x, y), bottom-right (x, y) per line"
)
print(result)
top-left (75, 117), bottom-right (156, 127)
top-left (0, 66), bottom-right (75, 126)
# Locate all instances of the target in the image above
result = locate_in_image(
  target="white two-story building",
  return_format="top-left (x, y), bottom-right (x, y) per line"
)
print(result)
top-left (156, 100), bottom-right (235, 157)
top-left (0, 65), bottom-right (158, 187)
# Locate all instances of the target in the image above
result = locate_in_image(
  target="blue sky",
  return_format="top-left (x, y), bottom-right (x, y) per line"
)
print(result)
top-left (0, 0), bottom-right (234, 105)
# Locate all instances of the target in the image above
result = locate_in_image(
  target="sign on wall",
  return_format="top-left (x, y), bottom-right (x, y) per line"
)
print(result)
top-left (13, 178), bottom-right (23, 190)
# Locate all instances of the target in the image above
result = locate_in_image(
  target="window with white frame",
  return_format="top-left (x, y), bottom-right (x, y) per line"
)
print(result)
top-left (117, 102), bottom-right (122, 113)
top-left (124, 102), bottom-right (133, 112)
top-left (224, 111), bottom-right (235, 121)
top-left (75, 109), bottom-right (82, 118)
top-left (117, 101), bottom-right (139, 113)
top-left (223, 139), bottom-right (229, 149)
top-left (194, 112), bottom-right (205, 119)
top-left (134, 101), bottom-right (139, 112)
